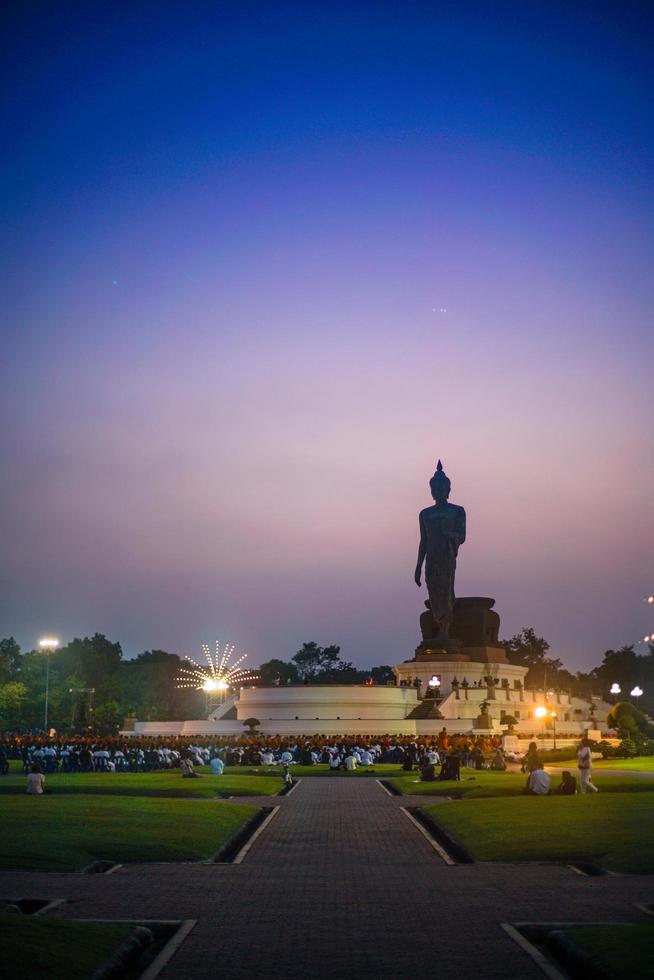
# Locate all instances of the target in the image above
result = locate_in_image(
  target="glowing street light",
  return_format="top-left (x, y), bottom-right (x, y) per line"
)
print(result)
top-left (631, 686), bottom-right (644, 700)
top-left (534, 704), bottom-right (557, 747)
top-left (428, 675), bottom-right (441, 688)
top-left (39, 637), bottom-right (59, 733)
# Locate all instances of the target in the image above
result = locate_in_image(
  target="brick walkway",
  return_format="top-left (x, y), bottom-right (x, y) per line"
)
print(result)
top-left (2, 778), bottom-right (653, 979)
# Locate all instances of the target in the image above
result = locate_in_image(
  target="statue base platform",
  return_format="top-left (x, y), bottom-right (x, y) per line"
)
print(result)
top-left (415, 644), bottom-right (508, 664)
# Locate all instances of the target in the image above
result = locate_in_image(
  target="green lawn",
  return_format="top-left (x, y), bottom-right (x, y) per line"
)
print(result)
top-left (0, 917), bottom-right (134, 980)
top-left (0, 766), bottom-right (282, 798)
top-left (390, 767), bottom-right (654, 797)
top-left (585, 757), bottom-right (654, 772)
top-left (421, 794), bottom-right (654, 873)
top-left (390, 769), bottom-right (528, 797)
top-left (0, 795), bottom-right (258, 871)
top-left (564, 924), bottom-right (654, 978)
top-left (233, 763), bottom-right (404, 777)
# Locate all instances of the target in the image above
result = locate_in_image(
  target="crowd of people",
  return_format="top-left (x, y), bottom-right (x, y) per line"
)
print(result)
top-left (0, 731), bottom-right (599, 795)
top-left (0, 730), bottom-right (505, 776)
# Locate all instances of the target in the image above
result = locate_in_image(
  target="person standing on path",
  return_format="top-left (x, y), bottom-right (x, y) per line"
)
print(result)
top-left (577, 737), bottom-right (599, 793)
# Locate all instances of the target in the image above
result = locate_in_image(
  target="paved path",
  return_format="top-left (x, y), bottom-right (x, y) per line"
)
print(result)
top-left (2, 778), bottom-right (653, 979)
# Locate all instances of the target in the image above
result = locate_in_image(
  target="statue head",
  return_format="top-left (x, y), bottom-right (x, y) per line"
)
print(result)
top-left (429, 460), bottom-right (451, 502)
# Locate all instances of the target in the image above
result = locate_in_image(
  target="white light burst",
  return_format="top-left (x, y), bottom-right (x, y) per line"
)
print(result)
top-left (175, 641), bottom-right (258, 692)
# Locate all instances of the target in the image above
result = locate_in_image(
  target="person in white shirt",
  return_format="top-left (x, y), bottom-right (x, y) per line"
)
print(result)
top-left (427, 749), bottom-right (440, 765)
top-left (577, 738), bottom-right (599, 793)
top-left (526, 766), bottom-right (551, 795)
top-left (210, 756), bottom-right (224, 775)
top-left (359, 750), bottom-right (373, 766)
top-left (345, 754), bottom-right (358, 771)
top-left (26, 764), bottom-right (47, 795)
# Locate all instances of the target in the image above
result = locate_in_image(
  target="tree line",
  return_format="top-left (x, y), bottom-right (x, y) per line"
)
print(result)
top-left (0, 635), bottom-right (202, 733)
top-left (0, 628), bottom-right (652, 733)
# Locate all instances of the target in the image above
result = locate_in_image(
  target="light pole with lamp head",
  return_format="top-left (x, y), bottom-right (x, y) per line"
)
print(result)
top-left (534, 704), bottom-right (557, 749)
top-left (39, 637), bottom-right (59, 733)
top-left (534, 704), bottom-right (547, 747)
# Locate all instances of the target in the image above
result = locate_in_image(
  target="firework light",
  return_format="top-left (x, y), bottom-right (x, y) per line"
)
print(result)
top-left (175, 641), bottom-right (258, 691)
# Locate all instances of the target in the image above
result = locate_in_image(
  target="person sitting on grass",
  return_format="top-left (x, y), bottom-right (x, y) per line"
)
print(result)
top-left (524, 764), bottom-right (550, 795)
top-left (419, 761), bottom-right (436, 782)
top-left (209, 756), bottom-right (224, 775)
top-left (555, 770), bottom-right (577, 795)
top-left (26, 762), bottom-right (50, 795)
top-left (521, 741), bottom-right (543, 774)
top-left (180, 753), bottom-right (200, 778)
top-left (437, 751), bottom-right (461, 781)
top-left (490, 748), bottom-right (506, 771)
top-left (344, 752), bottom-right (358, 771)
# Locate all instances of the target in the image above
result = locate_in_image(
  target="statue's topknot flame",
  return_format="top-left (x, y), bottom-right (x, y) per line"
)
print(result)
top-left (429, 459), bottom-right (451, 499)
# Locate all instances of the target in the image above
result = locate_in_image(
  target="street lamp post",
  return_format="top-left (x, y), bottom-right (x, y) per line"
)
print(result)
top-left (534, 704), bottom-right (547, 747)
top-left (535, 704), bottom-right (557, 749)
top-left (39, 637), bottom-right (59, 733)
top-left (630, 686), bottom-right (644, 704)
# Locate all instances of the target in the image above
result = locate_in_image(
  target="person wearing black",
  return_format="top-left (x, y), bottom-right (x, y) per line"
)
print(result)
top-left (438, 751), bottom-right (461, 781)
top-left (555, 770), bottom-right (577, 795)
top-left (419, 762), bottom-right (436, 782)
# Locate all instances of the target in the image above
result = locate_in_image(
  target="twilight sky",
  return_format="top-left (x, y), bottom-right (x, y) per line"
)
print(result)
top-left (2, 2), bottom-right (653, 672)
